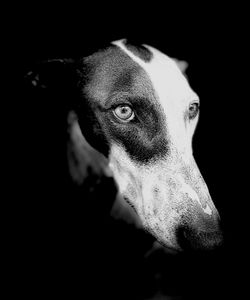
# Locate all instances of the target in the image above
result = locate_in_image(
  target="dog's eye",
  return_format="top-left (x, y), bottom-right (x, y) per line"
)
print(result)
top-left (113, 105), bottom-right (135, 121)
top-left (188, 102), bottom-right (199, 119)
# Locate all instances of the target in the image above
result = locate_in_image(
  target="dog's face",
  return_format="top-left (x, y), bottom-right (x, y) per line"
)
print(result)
top-left (78, 39), bottom-right (222, 251)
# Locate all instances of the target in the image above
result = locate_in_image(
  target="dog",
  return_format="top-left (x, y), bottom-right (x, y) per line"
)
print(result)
top-left (28, 38), bottom-right (223, 252)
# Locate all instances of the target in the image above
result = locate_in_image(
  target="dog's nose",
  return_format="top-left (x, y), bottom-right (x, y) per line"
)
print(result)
top-left (177, 224), bottom-right (223, 251)
top-left (176, 205), bottom-right (223, 251)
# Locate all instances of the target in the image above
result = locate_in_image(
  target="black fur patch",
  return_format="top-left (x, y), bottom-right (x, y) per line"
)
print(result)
top-left (99, 96), bottom-right (168, 163)
top-left (77, 43), bottom-right (168, 163)
top-left (123, 39), bottom-right (153, 63)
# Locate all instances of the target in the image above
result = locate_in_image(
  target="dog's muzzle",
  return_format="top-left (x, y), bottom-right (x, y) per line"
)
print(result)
top-left (134, 158), bottom-right (224, 252)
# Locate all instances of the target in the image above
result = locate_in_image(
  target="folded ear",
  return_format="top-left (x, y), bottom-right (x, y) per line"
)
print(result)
top-left (26, 58), bottom-right (74, 81)
top-left (24, 58), bottom-right (77, 93)
top-left (24, 57), bottom-right (109, 157)
top-left (24, 58), bottom-right (80, 113)
top-left (173, 58), bottom-right (189, 74)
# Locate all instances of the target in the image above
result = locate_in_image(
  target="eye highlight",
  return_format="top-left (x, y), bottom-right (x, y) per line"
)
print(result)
top-left (188, 102), bottom-right (200, 120)
top-left (113, 105), bottom-right (135, 122)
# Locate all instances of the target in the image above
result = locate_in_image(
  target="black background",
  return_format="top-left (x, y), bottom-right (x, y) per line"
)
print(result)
top-left (13, 5), bottom-right (248, 300)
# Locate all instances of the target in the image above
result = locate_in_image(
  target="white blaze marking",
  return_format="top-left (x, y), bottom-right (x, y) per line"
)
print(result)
top-left (112, 39), bottom-right (199, 152)
top-left (112, 38), bottom-right (199, 144)
top-left (112, 39), bottom-right (197, 103)
top-left (111, 39), bottom-right (213, 219)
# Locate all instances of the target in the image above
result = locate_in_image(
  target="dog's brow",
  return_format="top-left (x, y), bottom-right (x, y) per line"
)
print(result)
top-left (106, 92), bottom-right (154, 108)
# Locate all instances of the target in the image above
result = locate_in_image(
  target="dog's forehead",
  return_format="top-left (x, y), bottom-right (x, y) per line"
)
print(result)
top-left (111, 40), bottom-right (198, 107)
top-left (84, 44), bottom-right (155, 103)
top-left (84, 39), bottom-right (197, 107)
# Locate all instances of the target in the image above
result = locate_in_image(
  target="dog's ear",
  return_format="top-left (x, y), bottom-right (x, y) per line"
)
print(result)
top-left (24, 58), bottom-right (79, 114)
top-left (173, 59), bottom-right (189, 74)
top-left (22, 59), bottom-right (80, 192)
top-left (24, 57), bottom-right (110, 157)
top-left (24, 58), bottom-right (76, 89)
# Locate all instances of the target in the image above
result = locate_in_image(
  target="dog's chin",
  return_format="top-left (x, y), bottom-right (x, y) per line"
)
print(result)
top-left (155, 240), bottom-right (182, 254)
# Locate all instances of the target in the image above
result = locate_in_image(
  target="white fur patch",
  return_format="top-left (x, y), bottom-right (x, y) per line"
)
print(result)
top-left (113, 39), bottom-right (199, 155)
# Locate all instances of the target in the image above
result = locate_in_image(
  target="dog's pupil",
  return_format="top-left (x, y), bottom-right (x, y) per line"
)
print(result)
top-left (121, 106), bottom-right (129, 115)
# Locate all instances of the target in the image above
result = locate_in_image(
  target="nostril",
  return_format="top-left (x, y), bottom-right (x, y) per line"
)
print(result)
top-left (177, 226), bottom-right (223, 251)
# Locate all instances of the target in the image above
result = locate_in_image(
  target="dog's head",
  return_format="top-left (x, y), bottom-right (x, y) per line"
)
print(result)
top-left (76, 39), bottom-right (222, 251)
